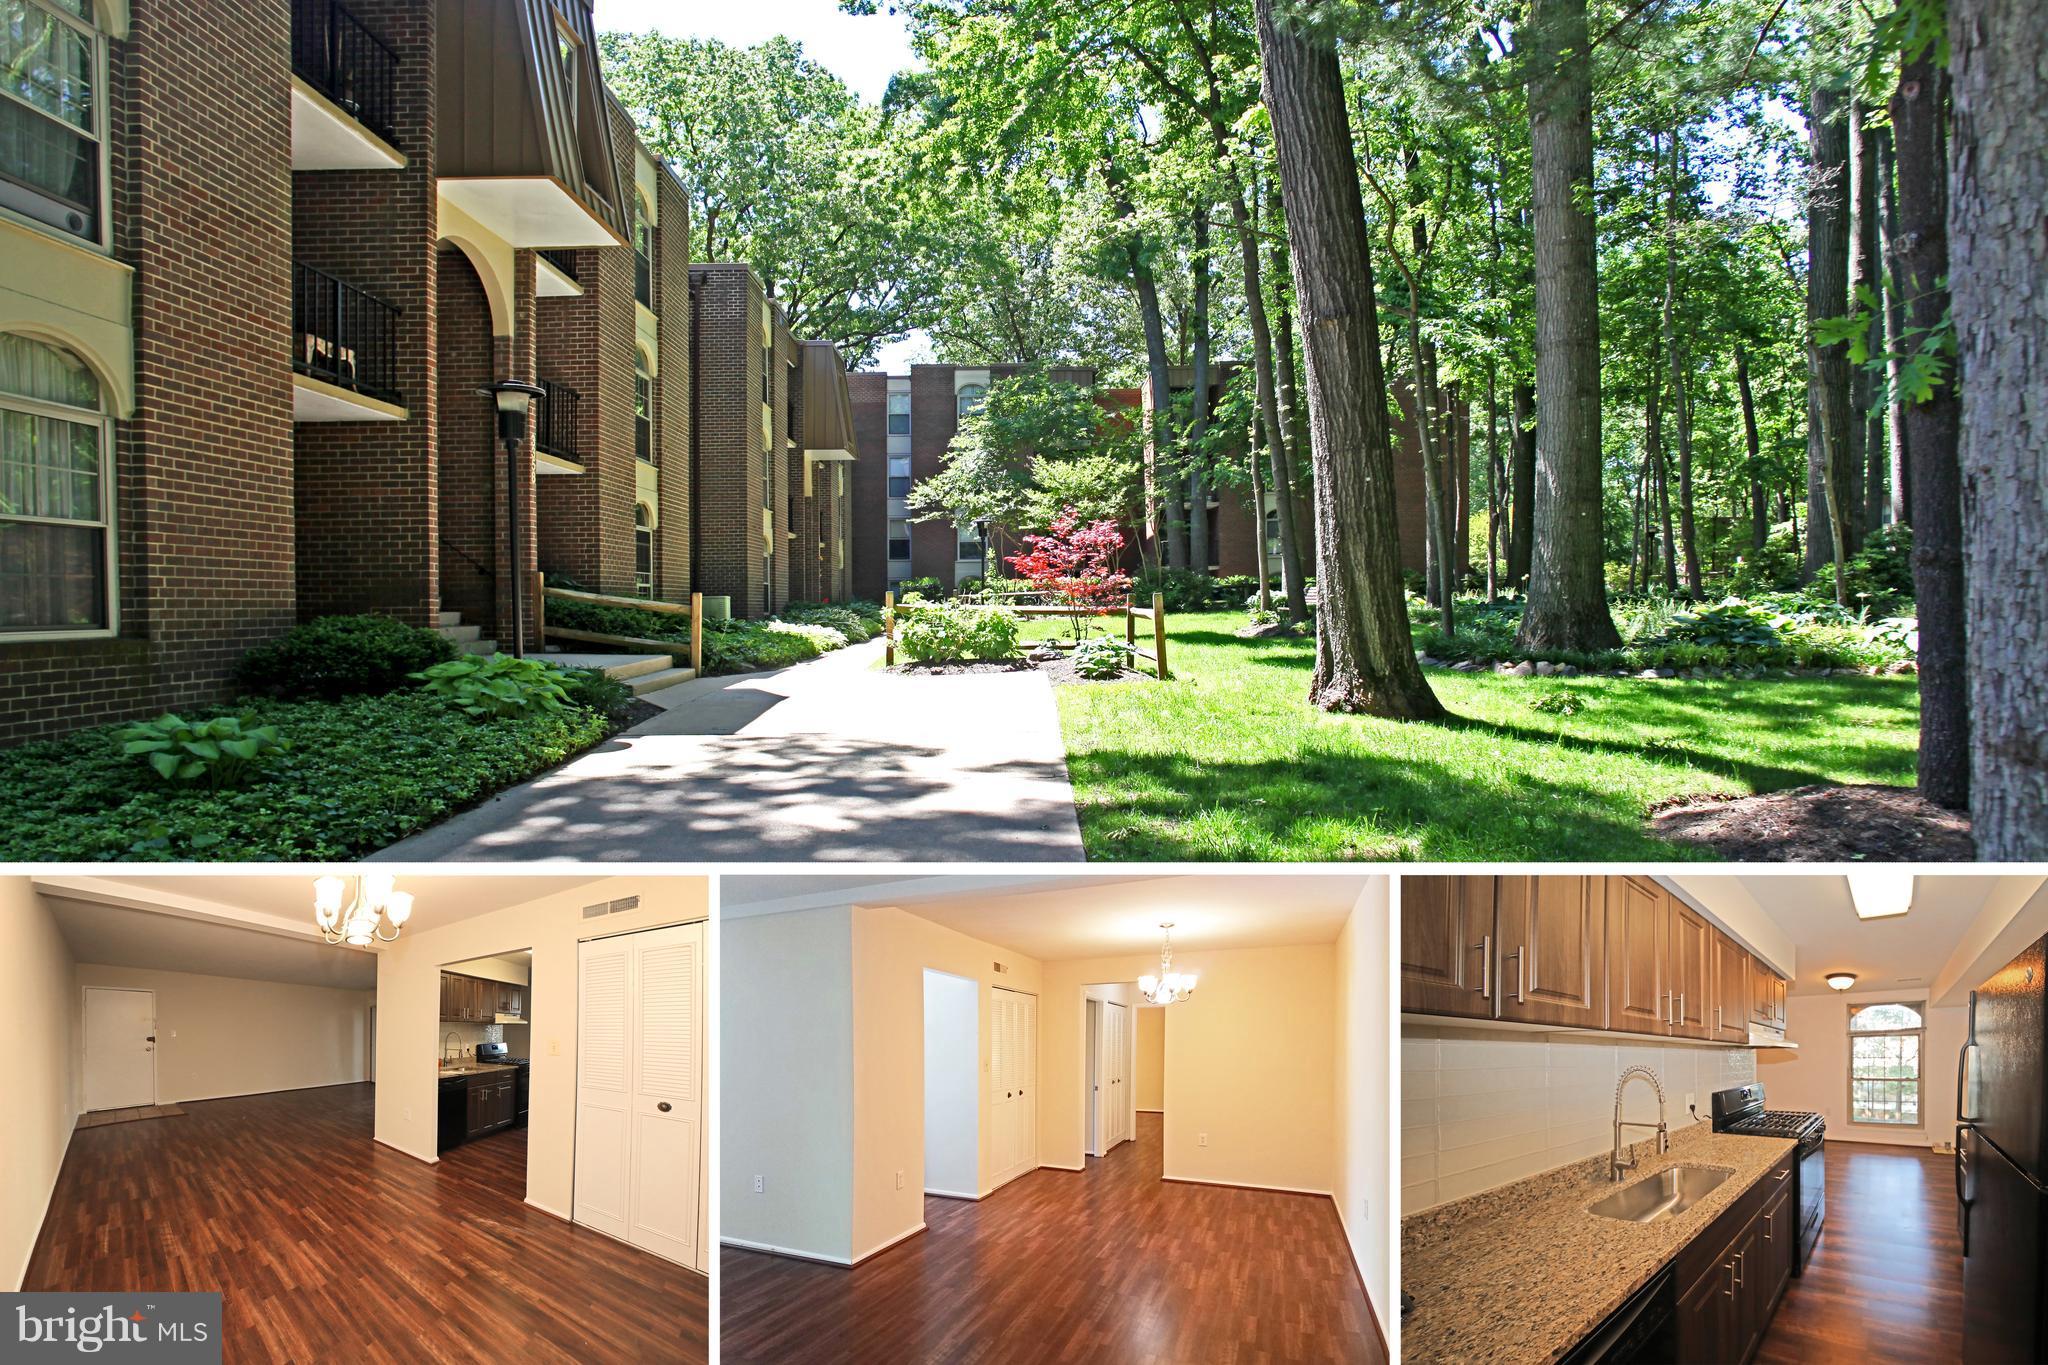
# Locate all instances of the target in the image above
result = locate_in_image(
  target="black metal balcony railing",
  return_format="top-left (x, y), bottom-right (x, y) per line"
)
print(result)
top-left (292, 263), bottom-right (401, 405)
top-left (292, 0), bottom-right (400, 146)
top-left (535, 379), bottom-right (580, 462)
top-left (539, 249), bottom-right (579, 283)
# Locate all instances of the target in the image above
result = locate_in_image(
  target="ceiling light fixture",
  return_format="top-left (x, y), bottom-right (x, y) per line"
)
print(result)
top-left (314, 873), bottom-right (412, 947)
top-left (1846, 871), bottom-right (1913, 919)
top-left (1825, 972), bottom-right (1857, 991)
top-left (1138, 922), bottom-right (1197, 1005)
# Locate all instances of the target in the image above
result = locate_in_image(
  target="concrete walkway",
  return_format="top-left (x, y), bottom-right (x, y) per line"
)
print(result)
top-left (375, 640), bottom-right (1085, 862)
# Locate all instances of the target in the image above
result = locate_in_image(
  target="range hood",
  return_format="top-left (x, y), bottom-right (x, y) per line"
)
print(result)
top-left (494, 1012), bottom-right (527, 1025)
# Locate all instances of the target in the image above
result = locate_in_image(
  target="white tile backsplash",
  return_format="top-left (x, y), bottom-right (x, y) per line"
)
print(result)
top-left (1402, 1024), bottom-right (1755, 1213)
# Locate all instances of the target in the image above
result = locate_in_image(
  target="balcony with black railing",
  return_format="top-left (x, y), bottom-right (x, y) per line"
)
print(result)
top-left (535, 379), bottom-right (581, 464)
top-left (292, 0), bottom-right (400, 147)
top-left (292, 263), bottom-right (401, 407)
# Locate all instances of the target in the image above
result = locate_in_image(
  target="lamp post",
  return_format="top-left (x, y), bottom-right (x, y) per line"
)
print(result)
top-left (482, 379), bottom-right (546, 659)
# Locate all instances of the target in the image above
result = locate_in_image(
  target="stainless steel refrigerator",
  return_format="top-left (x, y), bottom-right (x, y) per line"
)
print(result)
top-left (1960, 932), bottom-right (2048, 1362)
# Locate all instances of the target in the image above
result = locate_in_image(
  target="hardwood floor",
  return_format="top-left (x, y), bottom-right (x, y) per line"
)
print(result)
top-left (721, 1111), bottom-right (1384, 1365)
top-left (75, 1102), bottom-right (185, 1129)
top-left (24, 1083), bottom-right (707, 1365)
top-left (1755, 1140), bottom-right (1963, 1364)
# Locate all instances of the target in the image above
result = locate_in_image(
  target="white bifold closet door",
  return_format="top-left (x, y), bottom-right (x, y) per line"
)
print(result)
top-left (989, 986), bottom-right (1038, 1191)
top-left (1101, 1001), bottom-right (1129, 1150)
top-left (574, 921), bottom-right (705, 1271)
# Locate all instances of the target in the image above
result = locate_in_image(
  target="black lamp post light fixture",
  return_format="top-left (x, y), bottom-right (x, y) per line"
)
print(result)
top-left (481, 379), bottom-right (547, 659)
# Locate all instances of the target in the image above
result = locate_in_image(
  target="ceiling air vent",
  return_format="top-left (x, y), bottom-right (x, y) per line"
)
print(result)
top-left (584, 896), bottom-right (643, 919)
top-left (993, 961), bottom-right (1009, 974)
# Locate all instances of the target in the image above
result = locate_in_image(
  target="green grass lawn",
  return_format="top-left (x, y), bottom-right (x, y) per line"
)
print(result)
top-left (1025, 611), bottom-right (1921, 861)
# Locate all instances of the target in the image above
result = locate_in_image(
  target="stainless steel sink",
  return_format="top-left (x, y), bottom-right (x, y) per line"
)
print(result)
top-left (1588, 1165), bottom-right (1734, 1223)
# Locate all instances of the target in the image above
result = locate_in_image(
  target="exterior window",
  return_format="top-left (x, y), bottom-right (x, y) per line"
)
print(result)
top-left (633, 504), bottom-right (653, 598)
top-left (761, 342), bottom-right (772, 405)
top-left (1264, 506), bottom-right (1281, 560)
top-left (955, 383), bottom-right (985, 420)
top-left (886, 392), bottom-right (910, 435)
top-left (634, 360), bottom-right (653, 463)
top-left (957, 531), bottom-right (983, 561)
top-left (887, 456), bottom-right (910, 498)
top-left (0, 332), bottom-right (109, 633)
top-left (887, 519), bottom-right (910, 561)
top-left (0, 0), bottom-right (103, 243)
top-left (633, 198), bottom-right (653, 309)
top-left (1849, 1001), bottom-right (1924, 1126)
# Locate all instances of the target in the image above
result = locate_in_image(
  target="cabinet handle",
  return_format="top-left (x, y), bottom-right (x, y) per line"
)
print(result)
top-left (1678, 992), bottom-right (1686, 1025)
top-left (1473, 935), bottom-right (1492, 999)
top-left (1715, 1004), bottom-right (1721, 1031)
top-left (1505, 949), bottom-right (1525, 1003)
top-left (1733, 1251), bottom-right (1745, 1288)
top-left (1772, 1170), bottom-right (1789, 1181)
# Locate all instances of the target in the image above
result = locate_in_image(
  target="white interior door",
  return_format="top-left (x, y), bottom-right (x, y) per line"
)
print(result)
top-left (84, 988), bottom-right (155, 1111)
top-left (990, 986), bottom-right (1036, 1190)
top-left (1020, 993), bottom-right (1038, 1172)
top-left (1086, 999), bottom-right (1101, 1158)
top-left (575, 922), bottom-right (704, 1271)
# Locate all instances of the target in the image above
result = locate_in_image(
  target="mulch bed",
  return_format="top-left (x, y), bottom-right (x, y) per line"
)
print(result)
top-left (620, 698), bottom-right (663, 730)
top-left (1650, 783), bottom-right (1975, 861)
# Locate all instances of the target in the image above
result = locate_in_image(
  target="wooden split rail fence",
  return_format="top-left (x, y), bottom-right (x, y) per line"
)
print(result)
top-left (536, 578), bottom-right (704, 676)
top-left (882, 590), bottom-right (1169, 679)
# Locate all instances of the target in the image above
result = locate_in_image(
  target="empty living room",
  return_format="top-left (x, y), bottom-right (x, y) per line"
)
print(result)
top-left (719, 872), bottom-right (1392, 1364)
top-left (0, 873), bottom-right (707, 1362)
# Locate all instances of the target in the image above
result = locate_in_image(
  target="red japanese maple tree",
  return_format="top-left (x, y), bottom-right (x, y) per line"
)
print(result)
top-left (1005, 505), bottom-right (1132, 643)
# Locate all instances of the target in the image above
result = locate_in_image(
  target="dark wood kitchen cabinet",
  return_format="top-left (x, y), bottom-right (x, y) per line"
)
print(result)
top-left (465, 1073), bottom-right (515, 1138)
top-left (1749, 958), bottom-right (1789, 1035)
top-left (1400, 876), bottom-right (1497, 1019)
top-left (496, 980), bottom-right (524, 1019)
top-left (440, 971), bottom-right (525, 1023)
top-left (1673, 1149), bottom-right (1796, 1365)
top-left (1494, 875), bottom-right (1606, 1028)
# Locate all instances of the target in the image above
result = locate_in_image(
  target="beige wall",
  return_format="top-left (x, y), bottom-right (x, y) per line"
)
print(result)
top-left (75, 964), bottom-right (371, 1104)
top-left (721, 906), bottom-right (856, 1262)
top-left (373, 877), bottom-right (709, 1221)
top-left (1042, 943), bottom-right (1337, 1194)
top-left (0, 881), bottom-right (75, 1290)
top-left (1334, 880), bottom-right (1390, 1325)
top-left (1134, 1006), bottom-right (1165, 1111)
top-left (1758, 992), bottom-right (1965, 1148)
top-left (850, 905), bottom-right (1043, 1259)
top-left (1403, 1027), bottom-right (1755, 1213)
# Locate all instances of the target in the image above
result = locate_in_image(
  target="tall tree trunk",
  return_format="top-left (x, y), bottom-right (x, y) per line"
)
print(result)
top-left (1249, 408), bottom-right (1273, 613)
top-left (1950, 0), bottom-right (2044, 849)
top-left (1253, 0), bottom-right (1442, 718)
top-left (1805, 77), bottom-right (1857, 578)
top-left (1226, 180), bottom-right (1309, 622)
top-left (1188, 212), bottom-right (1213, 575)
top-left (1269, 177), bottom-right (1311, 488)
top-left (1107, 167), bottom-right (1180, 573)
top-left (1891, 53), bottom-right (1967, 811)
top-left (1518, 0), bottom-right (1619, 651)
top-left (1852, 100), bottom-right (1887, 535)
top-left (1876, 127), bottom-right (1911, 526)
top-left (1485, 361), bottom-right (1501, 600)
top-left (1735, 347), bottom-right (1767, 551)
top-left (1661, 129), bottom-right (1701, 595)
top-left (1508, 380), bottom-right (1536, 588)
top-left (1647, 355), bottom-right (1677, 593)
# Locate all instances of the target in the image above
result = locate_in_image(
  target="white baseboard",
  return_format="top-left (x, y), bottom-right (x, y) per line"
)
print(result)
top-left (720, 1235), bottom-right (853, 1267)
top-left (1039, 1162), bottom-right (1085, 1172)
top-left (524, 1196), bottom-right (571, 1223)
top-left (1162, 1173), bottom-right (1334, 1197)
top-left (1137, 1107), bottom-right (1164, 1113)
top-left (1332, 1193), bottom-right (1383, 1331)
top-left (851, 1221), bottom-right (927, 1265)
top-left (157, 1077), bottom-right (371, 1107)
top-left (9, 1118), bottom-right (74, 1292)
top-left (372, 1135), bottom-right (437, 1166)
top-left (924, 1187), bottom-right (980, 1200)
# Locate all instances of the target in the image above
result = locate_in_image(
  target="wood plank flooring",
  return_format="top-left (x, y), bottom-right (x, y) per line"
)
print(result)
top-left (24, 1082), bottom-right (707, 1365)
top-left (75, 1102), bottom-right (185, 1129)
top-left (721, 1111), bottom-right (1384, 1364)
top-left (1755, 1140), bottom-right (1963, 1364)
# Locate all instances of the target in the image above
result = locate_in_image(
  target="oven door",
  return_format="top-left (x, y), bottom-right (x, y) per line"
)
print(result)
top-left (1795, 1136), bottom-right (1825, 1272)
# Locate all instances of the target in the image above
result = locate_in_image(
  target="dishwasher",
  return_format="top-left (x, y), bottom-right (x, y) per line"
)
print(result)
top-left (1557, 1266), bottom-right (1675, 1365)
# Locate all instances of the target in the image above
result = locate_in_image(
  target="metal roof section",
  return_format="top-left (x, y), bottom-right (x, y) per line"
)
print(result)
top-left (800, 341), bottom-right (857, 462)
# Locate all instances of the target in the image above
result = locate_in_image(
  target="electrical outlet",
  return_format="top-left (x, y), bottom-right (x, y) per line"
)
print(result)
top-left (754, 1175), bottom-right (764, 1193)
top-left (1199, 1132), bottom-right (1208, 1147)
top-left (549, 1039), bottom-right (561, 1056)
top-left (896, 1170), bottom-right (904, 1190)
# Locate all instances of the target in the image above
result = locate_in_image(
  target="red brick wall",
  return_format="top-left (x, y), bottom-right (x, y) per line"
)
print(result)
top-left (653, 168), bottom-right (692, 599)
top-left (0, 0), bottom-right (298, 744)
top-left (847, 371), bottom-right (889, 600)
top-left (533, 250), bottom-right (605, 589)
top-left (293, 0), bottom-right (438, 626)
top-left (434, 249), bottom-right (501, 637)
top-left (688, 264), bottom-right (769, 617)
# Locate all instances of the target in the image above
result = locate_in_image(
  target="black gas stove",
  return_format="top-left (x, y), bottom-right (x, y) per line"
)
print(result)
top-left (1710, 1083), bottom-right (1824, 1273)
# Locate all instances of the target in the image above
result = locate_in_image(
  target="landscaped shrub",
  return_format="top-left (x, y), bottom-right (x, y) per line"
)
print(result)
top-left (698, 620), bottom-right (831, 674)
top-left (414, 655), bottom-right (573, 720)
top-left (1664, 601), bottom-right (1783, 654)
top-left (783, 601), bottom-right (881, 642)
top-left (897, 601), bottom-right (1022, 662)
top-left (544, 597), bottom-right (874, 677)
top-left (1072, 636), bottom-right (1135, 679)
top-left (233, 614), bottom-right (456, 700)
top-left (895, 575), bottom-right (944, 600)
top-left (1133, 569), bottom-right (1263, 613)
top-left (558, 667), bottom-right (636, 729)
top-left (0, 694), bottom-right (607, 861)
top-left (119, 713), bottom-right (287, 787)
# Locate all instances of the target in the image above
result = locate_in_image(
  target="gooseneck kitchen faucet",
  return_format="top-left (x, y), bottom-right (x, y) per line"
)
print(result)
top-left (1611, 1066), bottom-right (1670, 1180)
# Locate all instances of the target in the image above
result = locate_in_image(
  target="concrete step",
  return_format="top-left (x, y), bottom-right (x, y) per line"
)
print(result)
top-left (626, 666), bottom-right (697, 697)
top-left (461, 639), bottom-right (498, 656)
top-left (545, 652), bottom-right (675, 682)
top-left (437, 623), bottom-right (481, 643)
top-left (437, 610), bottom-right (462, 628)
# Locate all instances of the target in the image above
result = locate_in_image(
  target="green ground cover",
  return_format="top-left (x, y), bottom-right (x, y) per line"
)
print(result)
top-left (1025, 612), bottom-right (1920, 861)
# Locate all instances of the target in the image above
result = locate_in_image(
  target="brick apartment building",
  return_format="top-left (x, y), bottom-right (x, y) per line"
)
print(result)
top-left (848, 363), bottom-right (1464, 600)
top-left (0, 0), bottom-right (858, 743)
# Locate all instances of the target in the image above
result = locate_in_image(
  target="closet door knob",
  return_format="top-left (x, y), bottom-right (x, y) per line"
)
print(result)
top-left (657, 1102), bottom-right (672, 1113)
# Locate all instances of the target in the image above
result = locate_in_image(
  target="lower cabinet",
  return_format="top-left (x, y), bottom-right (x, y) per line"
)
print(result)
top-left (1673, 1153), bottom-right (1797, 1364)
top-left (440, 1071), bottom-right (518, 1152)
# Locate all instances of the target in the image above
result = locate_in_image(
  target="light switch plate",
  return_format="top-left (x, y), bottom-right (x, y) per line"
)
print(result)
top-left (1199, 1132), bottom-right (1208, 1147)
top-left (754, 1175), bottom-right (764, 1193)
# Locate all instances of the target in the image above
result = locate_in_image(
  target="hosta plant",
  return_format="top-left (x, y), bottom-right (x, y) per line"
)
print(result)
top-left (1072, 637), bottom-right (1135, 680)
top-left (413, 655), bottom-right (572, 720)
top-left (120, 713), bottom-right (287, 787)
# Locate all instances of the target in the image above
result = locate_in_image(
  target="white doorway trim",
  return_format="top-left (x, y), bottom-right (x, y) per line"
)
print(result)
top-left (82, 986), bottom-right (157, 1112)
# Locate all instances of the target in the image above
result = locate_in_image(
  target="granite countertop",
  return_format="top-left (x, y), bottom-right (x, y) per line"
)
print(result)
top-left (1402, 1124), bottom-right (1797, 1364)
top-left (436, 1062), bottom-right (518, 1077)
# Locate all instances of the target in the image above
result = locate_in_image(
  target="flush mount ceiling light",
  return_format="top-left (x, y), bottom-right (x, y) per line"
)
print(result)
top-left (314, 873), bottom-right (412, 947)
top-left (1138, 922), bottom-right (1197, 1005)
top-left (1846, 870), bottom-right (1913, 920)
top-left (1825, 972), bottom-right (1858, 991)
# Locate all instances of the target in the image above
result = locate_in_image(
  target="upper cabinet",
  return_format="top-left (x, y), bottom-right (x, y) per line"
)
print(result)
top-left (439, 971), bottom-right (527, 1023)
top-left (1404, 875), bottom-right (1790, 1046)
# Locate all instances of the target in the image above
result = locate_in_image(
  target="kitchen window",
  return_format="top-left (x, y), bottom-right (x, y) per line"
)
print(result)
top-left (0, 331), bottom-right (111, 635)
top-left (1849, 1001), bottom-right (1924, 1126)
top-left (0, 0), bottom-right (103, 244)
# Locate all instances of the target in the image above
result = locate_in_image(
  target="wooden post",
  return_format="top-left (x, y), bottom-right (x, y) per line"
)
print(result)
top-left (1152, 592), bottom-right (1168, 678)
top-left (690, 592), bottom-right (703, 676)
top-left (884, 590), bottom-right (896, 667)
top-left (1125, 601), bottom-right (1137, 649)
top-left (532, 572), bottom-right (546, 638)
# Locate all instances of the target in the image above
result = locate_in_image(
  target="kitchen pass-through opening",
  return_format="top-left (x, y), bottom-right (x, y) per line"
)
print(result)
top-left (437, 945), bottom-right (536, 1202)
